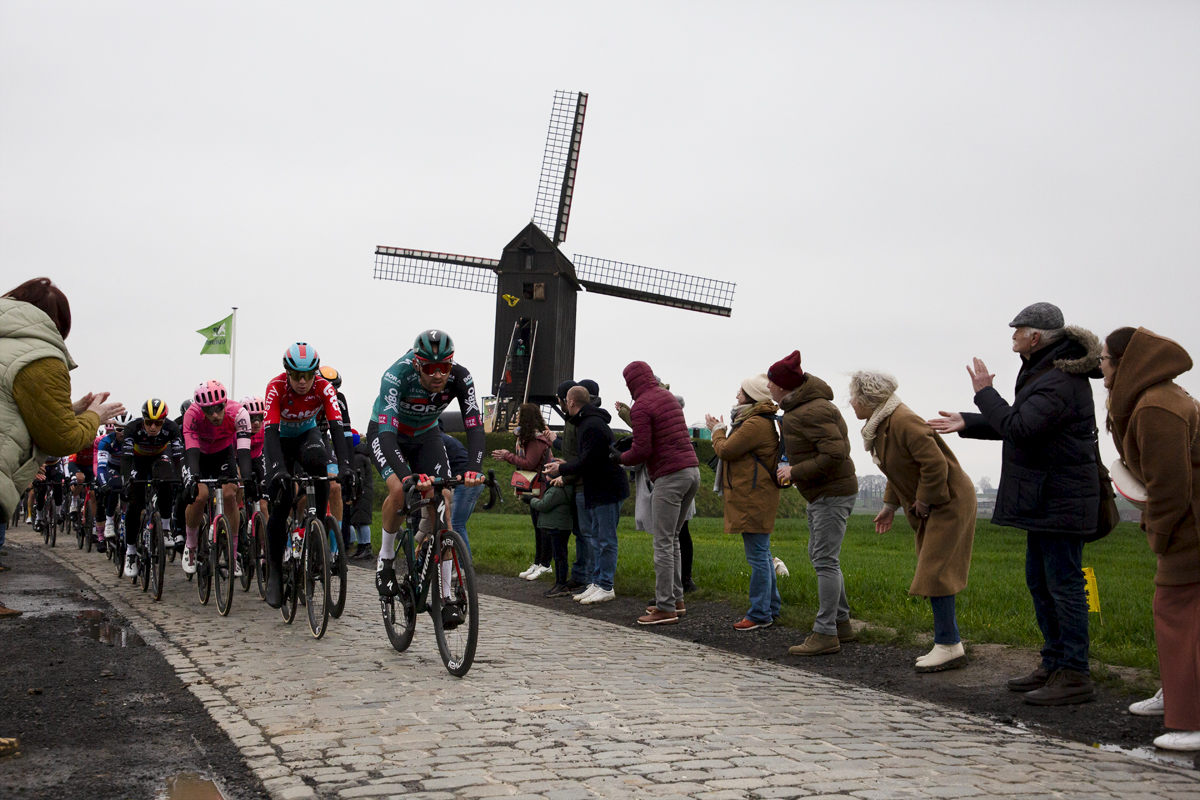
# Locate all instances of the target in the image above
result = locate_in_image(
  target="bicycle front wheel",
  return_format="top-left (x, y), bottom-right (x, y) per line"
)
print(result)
top-left (325, 515), bottom-right (347, 619)
top-left (150, 512), bottom-right (166, 601)
top-left (252, 511), bottom-right (268, 600)
top-left (214, 516), bottom-right (235, 616)
top-left (139, 513), bottom-right (151, 592)
top-left (237, 518), bottom-right (253, 593)
top-left (429, 529), bottom-right (479, 677)
top-left (381, 548), bottom-right (417, 653)
top-left (303, 518), bottom-right (330, 639)
top-left (196, 532), bottom-right (212, 605)
top-left (74, 511), bottom-right (85, 549)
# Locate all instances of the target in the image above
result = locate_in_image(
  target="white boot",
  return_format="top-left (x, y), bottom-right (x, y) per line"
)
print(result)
top-left (915, 642), bottom-right (966, 673)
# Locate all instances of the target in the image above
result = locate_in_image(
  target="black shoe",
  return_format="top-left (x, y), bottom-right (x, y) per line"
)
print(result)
top-left (565, 579), bottom-right (586, 591)
top-left (265, 570), bottom-right (282, 608)
top-left (441, 603), bottom-right (464, 630)
top-left (1007, 665), bottom-right (1052, 693)
top-left (1023, 669), bottom-right (1096, 706)
top-left (376, 560), bottom-right (399, 597)
top-left (544, 583), bottom-right (571, 598)
top-left (350, 543), bottom-right (364, 559)
top-left (682, 579), bottom-right (698, 593)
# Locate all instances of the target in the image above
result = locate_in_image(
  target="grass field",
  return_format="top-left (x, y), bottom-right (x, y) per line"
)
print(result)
top-left (367, 507), bottom-right (1160, 673)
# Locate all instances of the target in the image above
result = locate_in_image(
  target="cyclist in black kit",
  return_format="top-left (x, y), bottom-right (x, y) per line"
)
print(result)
top-left (118, 398), bottom-right (184, 577)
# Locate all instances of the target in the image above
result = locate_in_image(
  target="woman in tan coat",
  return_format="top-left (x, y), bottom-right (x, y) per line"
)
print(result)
top-left (848, 371), bottom-right (976, 672)
top-left (1102, 327), bottom-right (1200, 752)
top-left (707, 374), bottom-right (782, 630)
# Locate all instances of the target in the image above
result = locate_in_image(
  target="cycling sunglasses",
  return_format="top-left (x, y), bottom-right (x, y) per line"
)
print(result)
top-left (286, 368), bottom-right (317, 381)
top-left (418, 361), bottom-right (452, 377)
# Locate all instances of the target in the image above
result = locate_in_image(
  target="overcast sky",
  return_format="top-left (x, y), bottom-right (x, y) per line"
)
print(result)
top-left (2, 1), bottom-right (1197, 486)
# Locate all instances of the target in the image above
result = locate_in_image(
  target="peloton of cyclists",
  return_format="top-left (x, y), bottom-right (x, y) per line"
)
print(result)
top-left (239, 396), bottom-right (268, 520)
top-left (261, 343), bottom-right (353, 608)
top-left (368, 329), bottom-right (485, 628)
top-left (95, 413), bottom-right (135, 549)
top-left (180, 381), bottom-right (252, 576)
top-left (118, 398), bottom-right (184, 577)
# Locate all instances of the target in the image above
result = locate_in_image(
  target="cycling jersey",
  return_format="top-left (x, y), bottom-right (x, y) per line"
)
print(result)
top-left (122, 418), bottom-right (184, 461)
top-left (72, 442), bottom-right (95, 470)
top-left (182, 400), bottom-right (252, 454)
top-left (264, 373), bottom-right (342, 438)
top-left (95, 433), bottom-right (125, 485)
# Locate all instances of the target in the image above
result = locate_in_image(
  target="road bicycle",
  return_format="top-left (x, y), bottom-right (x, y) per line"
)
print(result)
top-left (193, 478), bottom-right (238, 616)
top-left (71, 478), bottom-right (95, 551)
top-left (126, 478), bottom-right (176, 601)
top-left (379, 475), bottom-right (478, 677)
top-left (278, 475), bottom-right (332, 639)
top-left (35, 477), bottom-right (67, 548)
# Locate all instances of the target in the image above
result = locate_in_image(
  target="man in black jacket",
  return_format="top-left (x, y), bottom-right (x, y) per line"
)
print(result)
top-left (931, 302), bottom-right (1102, 706)
top-left (545, 385), bottom-right (628, 604)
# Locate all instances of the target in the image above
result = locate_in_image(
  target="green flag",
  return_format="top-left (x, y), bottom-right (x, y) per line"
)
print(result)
top-left (197, 313), bottom-right (233, 355)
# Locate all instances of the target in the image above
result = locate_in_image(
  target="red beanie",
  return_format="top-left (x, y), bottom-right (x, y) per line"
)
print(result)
top-left (768, 350), bottom-right (804, 391)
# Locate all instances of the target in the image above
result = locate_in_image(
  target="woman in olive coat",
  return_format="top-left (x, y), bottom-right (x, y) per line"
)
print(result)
top-left (848, 371), bottom-right (976, 672)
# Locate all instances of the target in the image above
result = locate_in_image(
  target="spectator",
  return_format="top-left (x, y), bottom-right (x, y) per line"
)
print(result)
top-left (768, 350), bottom-right (858, 656)
top-left (547, 379), bottom-right (594, 591)
top-left (0, 278), bottom-right (123, 616)
top-left (619, 362), bottom-right (700, 626)
top-left (1101, 327), bottom-right (1200, 750)
top-left (525, 480), bottom-right (575, 597)
top-left (492, 404), bottom-right (551, 580)
top-left (350, 436), bottom-right (375, 559)
top-left (441, 427), bottom-right (483, 551)
top-left (849, 370), bottom-right (976, 672)
top-left (707, 373), bottom-right (782, 630)
top-left (544, 385), bottom-right (628, 604)
top-left (929, 303), bottom-right (1101, 705)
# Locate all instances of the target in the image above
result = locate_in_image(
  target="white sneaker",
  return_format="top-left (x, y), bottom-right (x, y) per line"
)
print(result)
top-left (574, 584), bottom-right (600, 602)
top-left (518, 563), bottom-right (538, 579)
top-left (1154, 730), bottom-right (1200, 751)
top-left (773, 557), bottom-right (790, 577)
top-left (182, 547), bottom-right (197, 575)
top-left (526, 564), bottom-right (550, 581)
top-left (124, 554), bottom-right (138, 578)
top-left (581, 587), bottom-right (616, 604)
top-left (915, 642), bottom-right (966, 672)
top-left (1130, 688), bottom-right (1165, 716)
top-left (104, 519), bottom-right (117, 540)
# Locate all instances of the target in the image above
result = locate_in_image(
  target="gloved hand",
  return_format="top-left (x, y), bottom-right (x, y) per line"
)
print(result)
top-left (609, 443), bottom-right (624, 464)
top-left (245, 478), bottom-right (261, 502)
top-left (183, 479), bottom-right (199, 505)
top-left (338, 470), bottom-right (356, 503)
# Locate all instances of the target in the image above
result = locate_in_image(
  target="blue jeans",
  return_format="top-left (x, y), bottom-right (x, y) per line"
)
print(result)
top-left (353, 524), bottom-right (372, 545)
top-left (589, 501), bottom-right (621, 591)
top-left (930, 595), bottom-right (960, 644)
top-left (1026, 532), bottom-right (1089, 673)
top-left (742, 533), bottom-right (780, 623)
top-left (571, 490), bottom-right (594, 584)
top-left (450, 483), bottom-right (485, 551)
top-left (0, 520), bottom-right (6, 550)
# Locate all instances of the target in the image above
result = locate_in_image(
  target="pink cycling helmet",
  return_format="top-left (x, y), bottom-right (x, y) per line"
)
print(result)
top-left (240, 396), bottom-right (265, 415)
top-left (193, 380), bottom-right (228, 408)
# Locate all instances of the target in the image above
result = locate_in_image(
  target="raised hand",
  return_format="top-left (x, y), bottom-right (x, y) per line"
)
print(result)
top-left (927, 411), bottom-right (965, 434)
top-left (967, 358), bottom-right (995, 393)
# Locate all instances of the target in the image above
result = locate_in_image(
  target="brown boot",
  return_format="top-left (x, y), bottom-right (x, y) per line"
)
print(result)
top-left (1023, 669), bottom-right (1096, 706)
top-left (788, 632), bottom-right (841, 656)
top-left (1006, 665), bottom-right (1052, 692)
top-left (0, 603), bottom-right (23, 619)
top-left (836, 619), bottom-right (857, 642)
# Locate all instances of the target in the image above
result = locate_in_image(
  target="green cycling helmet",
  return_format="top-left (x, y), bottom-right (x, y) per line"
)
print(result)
top-left (413, 329), bottom-right (454, 363)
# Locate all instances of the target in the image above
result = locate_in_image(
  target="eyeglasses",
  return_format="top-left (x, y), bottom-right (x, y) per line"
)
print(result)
top-left (287, 369), bottom-right (316, 381)
top-left (202, 404), bottom-right (224, 414)
top-left (1100, 356), bottom-right (1120, 363)
top-left (418, 361), bottom-right (452, 377)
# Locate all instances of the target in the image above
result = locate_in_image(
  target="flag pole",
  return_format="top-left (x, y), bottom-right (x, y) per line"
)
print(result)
top-left (230, 307), bottom-right (238, 398)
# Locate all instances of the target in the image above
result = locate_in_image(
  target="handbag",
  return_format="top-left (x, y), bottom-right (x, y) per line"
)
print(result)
top-left (1083, 433), bottom-right (1121, 544)
top-left (1110, 459), bottom-right (1148, 510)
top-left (510, 470), bottom-right (543, 497)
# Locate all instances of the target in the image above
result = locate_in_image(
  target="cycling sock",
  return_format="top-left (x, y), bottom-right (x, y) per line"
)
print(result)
top-left (161, 518), bottom-right (171, 531)
top-left (186, 525), bottom-right (199, 549)
top-left (379, 529), bottom-right (397, 567)
top-left (126, 543), bottom-right (136, 556)
top-left (441, 561), bottom-right (453, 599)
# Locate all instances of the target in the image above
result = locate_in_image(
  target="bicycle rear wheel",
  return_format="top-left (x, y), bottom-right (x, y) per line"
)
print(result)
top-left (214, 516), bottom-right (234, 616)
top-left (325, 515), bottom-right (347, 619)
top-left (139, 513), bottom-right (151, 592)
top-left (196, 530), bottom-right (212, 605)
top-left (41, 495), bottom-right (51, 545)
top-left (150, 512), bottom-right (165, 601)
top-left (74, 510), bottom-right (84, 549)
top-left (252, 511), bottom-right (268, 600)
top-left (304, 518), bottom-right (330, 639)
top-left (48, 498), bottom-right (57, 547)
top-left (115, 524), bottom-right (127, 581)
top-left (429, 529), bottom-right (479, 677)
top-left (238, 517), bottom-right (253, 593)
top-left (282, 527), bottom-right (298, 623)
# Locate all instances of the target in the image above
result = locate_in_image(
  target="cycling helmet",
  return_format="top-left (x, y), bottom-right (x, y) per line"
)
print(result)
top-left (413, 329), bottom-right (454, 363)
top-left (283, 342), bottom-right (320, 373)
top-left (319, 365), bottom-right (342, 388)
top-left (193, 380), bottom-right (228, 408)
top-left (104, 422), bottom-right (117, 434)
top-left (240, 396), bottom-right (266, 415)
top-left (142, 398), bottom-right (169, 421)
top-left (112, 412), bottom-right (135, 427)
top-left (180, 399), bottom-right (192, 416)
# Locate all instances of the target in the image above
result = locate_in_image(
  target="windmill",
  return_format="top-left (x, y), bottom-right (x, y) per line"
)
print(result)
top-left (373, 91), bottom-right (735, 430)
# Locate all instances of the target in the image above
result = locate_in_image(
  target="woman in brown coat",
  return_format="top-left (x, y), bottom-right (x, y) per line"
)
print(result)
top-left (707, 374), bottom-right (782, 630)
top-left (848, 371), bottom-right (976, 672)
top-left (1102, 327), bottom-right (1200, 751)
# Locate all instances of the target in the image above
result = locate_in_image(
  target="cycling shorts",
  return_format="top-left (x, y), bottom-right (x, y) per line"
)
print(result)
top-left (372, 426), bottom-right (451, 482)
top-left (197, 447), bottom-right (239, 483)
top-left (73, 464), bottom-right (94, 483)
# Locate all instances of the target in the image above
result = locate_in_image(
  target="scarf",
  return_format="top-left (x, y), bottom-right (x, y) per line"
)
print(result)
top-left (861, 394), bottom-right (902, 466)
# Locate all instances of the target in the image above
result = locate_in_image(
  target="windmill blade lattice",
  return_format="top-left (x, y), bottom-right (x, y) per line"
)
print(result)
top-left (374, 247), bottom-right (498, 294)
top-left (572, 254), bottom-right (736, 317)
top-left (532, 91), bottom-right (588, 246)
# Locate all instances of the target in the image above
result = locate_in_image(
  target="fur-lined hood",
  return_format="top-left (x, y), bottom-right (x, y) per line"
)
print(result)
top-left (1046, 325), bottom-right (1102, 377)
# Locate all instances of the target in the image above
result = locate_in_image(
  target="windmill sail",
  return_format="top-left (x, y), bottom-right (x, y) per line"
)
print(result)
top-left (532, 91), bottom-right (588, 246)
top-left (572, 254), bottom-right (735, 317)
top-left (374, 246), bottom-right (499, 294)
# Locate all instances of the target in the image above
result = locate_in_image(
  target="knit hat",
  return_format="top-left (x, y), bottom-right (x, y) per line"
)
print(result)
top-left (578, 379), bottom-right (599, 398)
top-left (768, 351), bottom-right (804, 391)
top-left (741, 373), bottom-right (772, 403)
top-left (556, 380), bottom-right (577, 400)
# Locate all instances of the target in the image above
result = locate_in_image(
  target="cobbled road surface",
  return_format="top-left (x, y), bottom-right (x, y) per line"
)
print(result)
top-left (20, 527), bottom-right (1200, 800)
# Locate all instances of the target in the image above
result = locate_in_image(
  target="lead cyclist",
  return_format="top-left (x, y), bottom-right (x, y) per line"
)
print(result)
top-left (368, 330), bottom-right (485, 628)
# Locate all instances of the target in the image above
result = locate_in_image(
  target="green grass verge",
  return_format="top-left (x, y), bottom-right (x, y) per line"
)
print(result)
top-left (367, 509), bottom-right (1158, 672)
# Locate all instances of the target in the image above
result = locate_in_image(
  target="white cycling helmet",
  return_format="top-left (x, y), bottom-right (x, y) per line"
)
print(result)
top-left (112, 412), bottom-right (135, 427)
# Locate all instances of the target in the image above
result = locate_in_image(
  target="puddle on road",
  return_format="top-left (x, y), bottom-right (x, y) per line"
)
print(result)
top-left (157, 773), bottom-right (227, 800)
top-left (75, 610), bottom-right (145, 647)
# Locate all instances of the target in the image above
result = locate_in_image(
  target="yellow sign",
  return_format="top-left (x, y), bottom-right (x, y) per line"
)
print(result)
top-left (502, 294), bottom-right (520, 307)
top-left (1083, 567), bottom-right (1102, 621)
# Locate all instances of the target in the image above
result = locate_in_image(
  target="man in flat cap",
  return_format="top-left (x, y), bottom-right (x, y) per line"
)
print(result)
top-left (930, 302), bottom-right (1103, 706)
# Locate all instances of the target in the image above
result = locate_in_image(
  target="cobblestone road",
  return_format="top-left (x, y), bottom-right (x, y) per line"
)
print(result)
top-left (20, 528), bottom-right (1200, 800)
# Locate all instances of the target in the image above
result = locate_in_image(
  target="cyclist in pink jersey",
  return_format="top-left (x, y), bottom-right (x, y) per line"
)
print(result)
top-left (179, 381), bottom-right (252, 575)
top-left (239, 396), bottom-right (268, 519)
